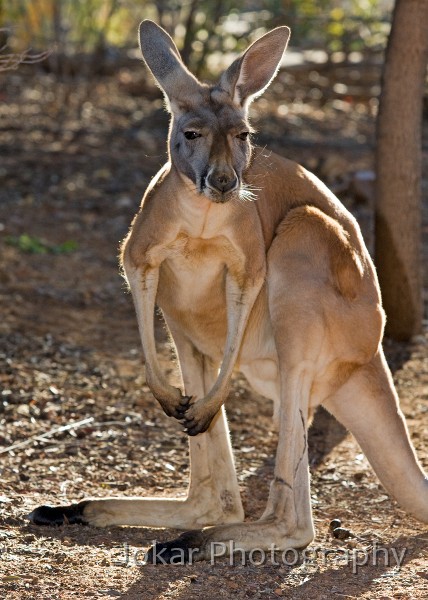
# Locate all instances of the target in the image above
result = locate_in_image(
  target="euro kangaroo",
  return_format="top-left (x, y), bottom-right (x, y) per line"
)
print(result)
top-left (29, 21), bottom-right (428, 562)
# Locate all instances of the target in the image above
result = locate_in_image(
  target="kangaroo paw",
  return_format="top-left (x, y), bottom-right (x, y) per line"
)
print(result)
top-left (182, 402), bottom-right (218, 436)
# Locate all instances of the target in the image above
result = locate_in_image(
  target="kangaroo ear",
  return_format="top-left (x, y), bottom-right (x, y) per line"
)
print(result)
top-left (219, 26), bottom-right (290, 108)
top-left (138, 20), bottom-right (202, 109)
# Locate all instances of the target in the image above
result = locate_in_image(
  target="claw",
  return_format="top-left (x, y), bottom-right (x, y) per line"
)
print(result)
top-left (180, 395), bottom-right (192, 405)
top-left (175, 395), bottom-right (192, 420)
top-left (184, 420), bottom-right (204, 436)
top-left (184, 411), bottom-right (217, 436)
top-left (187, 425), bottom-right (203, 436)
top-left (162, 394), bottom-right (192, 421)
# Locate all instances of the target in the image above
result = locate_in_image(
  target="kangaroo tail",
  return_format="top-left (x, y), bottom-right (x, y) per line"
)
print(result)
top-left (324, 348), bottom-right (428, 524)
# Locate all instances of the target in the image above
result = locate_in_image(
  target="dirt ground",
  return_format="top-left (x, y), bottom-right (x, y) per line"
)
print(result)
top-left (0, 61), bottom-right (427, 599)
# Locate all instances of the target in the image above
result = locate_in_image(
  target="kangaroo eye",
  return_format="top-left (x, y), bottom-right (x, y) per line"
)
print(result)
top-left (237, 131), bottom-right (250, 141)
top-left (184, 131), bottom-right (201, 140)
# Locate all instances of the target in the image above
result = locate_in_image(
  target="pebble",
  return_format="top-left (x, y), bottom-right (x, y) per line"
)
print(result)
top-left (332, 527), bottom-right (353, 540)
top-left (329, 518), bottom-right (342, 531)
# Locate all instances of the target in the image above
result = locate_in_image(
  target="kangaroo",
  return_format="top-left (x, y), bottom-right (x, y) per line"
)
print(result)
top-left (29, 21), bottom-right (428, 562)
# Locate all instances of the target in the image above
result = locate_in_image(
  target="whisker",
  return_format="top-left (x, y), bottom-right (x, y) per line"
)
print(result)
top-left (238, 184), bottom-right (260, 202)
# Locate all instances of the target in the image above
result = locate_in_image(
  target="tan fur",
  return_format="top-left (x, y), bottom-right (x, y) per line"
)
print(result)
top-left (34, 22), bottom-right (427, 557)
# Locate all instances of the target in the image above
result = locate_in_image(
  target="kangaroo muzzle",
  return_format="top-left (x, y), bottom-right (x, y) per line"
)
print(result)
top-left (206, 167), bottom-right (238, 195)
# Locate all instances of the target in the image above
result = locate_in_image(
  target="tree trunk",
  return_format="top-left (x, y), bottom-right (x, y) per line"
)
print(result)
top-left (180, 0), bottom-right (199, 67)
top-left (375, 0), bottom-right (428, 340)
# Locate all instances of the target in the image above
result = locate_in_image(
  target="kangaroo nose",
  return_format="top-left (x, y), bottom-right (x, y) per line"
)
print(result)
top-left (207, 170), bottom-right (238, 193)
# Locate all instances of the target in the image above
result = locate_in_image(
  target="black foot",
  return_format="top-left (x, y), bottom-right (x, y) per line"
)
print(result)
top-left (145, 530), bottom-right (205, 564)
top-left (27, 501), bottom-right (89, 526)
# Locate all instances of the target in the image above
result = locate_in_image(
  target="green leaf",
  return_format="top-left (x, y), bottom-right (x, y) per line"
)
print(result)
top-left (4, 235), bottom-right (78, 255)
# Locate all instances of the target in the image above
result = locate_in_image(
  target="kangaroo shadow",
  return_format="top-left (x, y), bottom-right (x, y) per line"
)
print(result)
top-left (282, 533), bottom-right (427, 600)
top-left (114, 532), bottom-right (427, 599)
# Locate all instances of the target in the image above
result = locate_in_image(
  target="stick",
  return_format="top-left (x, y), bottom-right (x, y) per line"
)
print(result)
top-left (0, 417), bottom-right (95, 454)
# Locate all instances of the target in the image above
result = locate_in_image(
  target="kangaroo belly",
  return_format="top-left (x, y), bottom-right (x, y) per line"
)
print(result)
top-left (158, 253), bottom-right (275, 365)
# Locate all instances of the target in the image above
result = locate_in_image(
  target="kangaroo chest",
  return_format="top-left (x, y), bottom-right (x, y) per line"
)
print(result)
top-left (156, 235), bottom-right (236, 353)
top-left (160, 240), bottom-right (226, 304)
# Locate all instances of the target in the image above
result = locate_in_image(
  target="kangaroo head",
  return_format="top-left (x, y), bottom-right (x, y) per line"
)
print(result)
top-left (138, 21), bottom-right (290, 203)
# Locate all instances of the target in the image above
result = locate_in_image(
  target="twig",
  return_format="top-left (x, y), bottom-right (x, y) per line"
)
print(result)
top-left (0, 48), bottom-right (52, 72)
top-left (0, 28), bottom-right (52, 72)
top-left (0, 417), bottom-right (94, 454)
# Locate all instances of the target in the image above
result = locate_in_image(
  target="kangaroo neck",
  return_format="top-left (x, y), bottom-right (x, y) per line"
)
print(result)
top-left (169, 165), bottom-right (236, 240)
